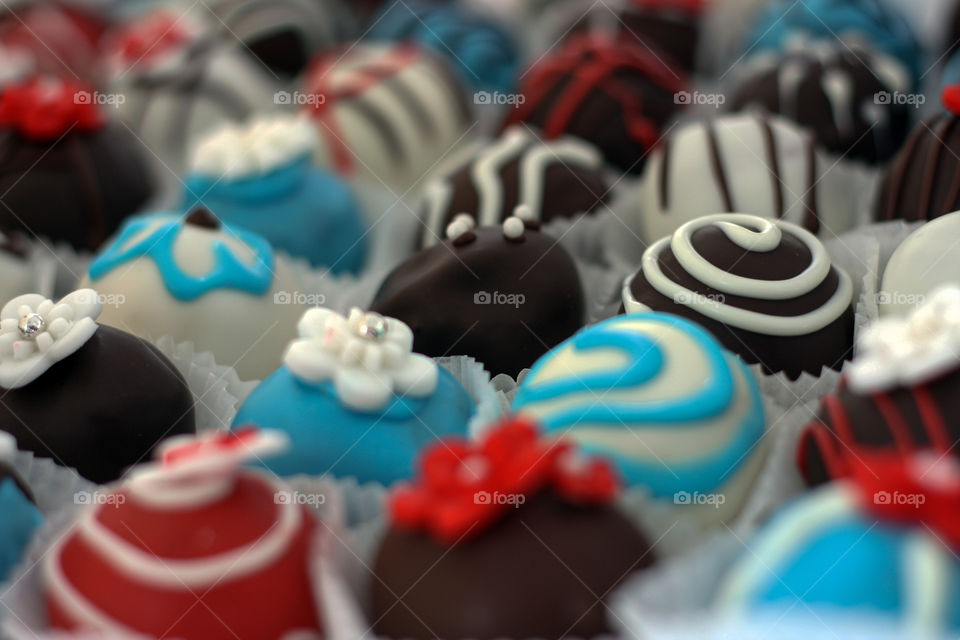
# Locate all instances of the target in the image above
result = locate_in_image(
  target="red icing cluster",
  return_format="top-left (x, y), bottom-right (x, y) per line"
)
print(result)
top-left (0, 78), bottom-right (104, 141)
top-left (851, 451), bottom-right (960, 551)
top-left (391, 417), bottom-right (619, 543)
top-left (111, 10), bottom-right (191, 64)
top-left (943, 85), bottom-right (960, 117)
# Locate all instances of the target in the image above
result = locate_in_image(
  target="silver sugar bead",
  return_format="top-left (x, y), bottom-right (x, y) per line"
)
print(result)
top-left (17, 313), bottom-right (45, 340)
top-left (358, 313), bottom-right (388, 340)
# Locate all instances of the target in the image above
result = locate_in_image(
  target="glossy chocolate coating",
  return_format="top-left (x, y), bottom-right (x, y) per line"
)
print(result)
top-left (371, 224), bottom-right (585, 378)
top-left (624, 225), bottom-right (854, 379)
top-left (0, 126), bottom-right (153, 250)
top-left (371, 490), bottom-right (653, 640)
top-left (0, 325), bottom-right (195, 483)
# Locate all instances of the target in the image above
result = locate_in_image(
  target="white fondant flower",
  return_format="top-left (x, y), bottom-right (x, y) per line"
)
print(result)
top-left (284, 308), bottom-right (438, 411)
top-left (847, 286), bottom-right (960, 393)
top-left (0, 289), bottom-right (102, 389)
top-left (191, 115), bottom-right (318, 179)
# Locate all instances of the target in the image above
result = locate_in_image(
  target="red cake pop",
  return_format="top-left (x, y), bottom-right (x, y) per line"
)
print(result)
top-left (45, 427), bottom-right (325, 640)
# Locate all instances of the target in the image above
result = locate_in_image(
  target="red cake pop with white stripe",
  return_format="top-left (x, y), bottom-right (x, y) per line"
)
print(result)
top-left (45, 427), bottom-right (324, 640)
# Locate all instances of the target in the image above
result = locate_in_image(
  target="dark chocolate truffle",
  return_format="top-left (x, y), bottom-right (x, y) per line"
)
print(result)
top-left (567, 0), bottom-right (705, 73)
top-left (622, 213), bottom-right (854, 379)
top-left (0, 290), bottom-right (195, 484)
top-left (371, 418), bottom-right (653, 640)
top-left (0, 79), bottom-right (153, 251)
top-left (417, 126), bottom-right (609, 248)
top-left (875, 86), bottom-right (960, 222)
top-left (798, 287), bottom-right (960, 486)
top-left (729, 42), bottom-right (912, 165)
top-left (502, 32), bottom-right (688, 174)
top-left (371, 215), bottom-right (585, 378)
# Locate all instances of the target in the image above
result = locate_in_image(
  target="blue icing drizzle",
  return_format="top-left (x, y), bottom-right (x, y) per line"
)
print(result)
top-left (183, 156), bottom-right (367, 274)
top-left (513, 312), bottom-right (765, 496)
top-left (367, 0), bottom-right (519, 92)
top-left (0, 478), bottom-right (42, 581)
top-left (88, 213), bottom-right (275, 301)
top-left (231, 365), bottom-right (475, 485)
top-left (745, 0), bottom-right (922, 85)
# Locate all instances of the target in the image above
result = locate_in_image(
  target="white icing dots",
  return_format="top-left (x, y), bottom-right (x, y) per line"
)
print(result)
top-left (0, 290), bottom-right (102, 389)
top-left (284, 307), bottom-right (438, 411)
top-left (502, 216), bottom-right (525, 240)
top-left (445, 213), bottom-right (476, 241)
top-left (191, 115), bottom-right (318, 179)
top-left (847, 286), bottom-right (960, 394)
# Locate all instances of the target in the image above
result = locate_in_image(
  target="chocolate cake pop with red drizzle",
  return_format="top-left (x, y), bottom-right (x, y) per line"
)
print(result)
top-left (44, 427), bottom-right (325, 640)
top-left (371, 417), bottom-right (653, 640)
top-left (798, 286), bottom-right (960, 486)
top-left (567, 0), bottom-right (707, 73)
top-left (502, 31), bottom-right (689, 174)
top-left (0, 77), bottom-right (153, 250)
top-left (875, 85), bottom-right (960, 222)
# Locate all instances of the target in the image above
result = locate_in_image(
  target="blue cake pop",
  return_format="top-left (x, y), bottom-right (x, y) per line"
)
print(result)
top-left (717, 454), bottom-right (960, 633)
top-left (233, 307), bottom-right (475, 485)
top-left (183, 116), bottom-right (367, 274)
top-left (744, 0), bottom-right (922, 86)
top-left (0, 434), bottom-right (41, 582)
top-left (367, 0), bottom-right (519, 93)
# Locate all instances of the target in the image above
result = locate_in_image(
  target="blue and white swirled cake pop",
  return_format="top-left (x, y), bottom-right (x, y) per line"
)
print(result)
top-left (233, 307), bottom-right (475, 485)
top-left (513, 312), bottom-right (767, 525)
top-left (183, 115), bottom-right (368, 274)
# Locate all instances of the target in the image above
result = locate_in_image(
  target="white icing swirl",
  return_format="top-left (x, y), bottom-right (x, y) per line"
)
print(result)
top-left (624, 213), bottom-right (852, 337)
top-left (190, 115), bottom-right (318, 179)
top-left (0, 289), bottom-right (101, 389)
top-left (284, 307), bottom-right (438, 411)
top-left (847, 286), bottom-right (960, 394)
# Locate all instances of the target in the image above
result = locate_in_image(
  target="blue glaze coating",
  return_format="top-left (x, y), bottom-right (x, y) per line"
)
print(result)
top-left (367, 0), bottom-right (519, 93)
top-left (513, 313), bottom-right (765, 497)
top-left (745, 0), bottom-right (922, 85)
top-left (88, 213), bottom-right (275, 301)
top-left (231, 365), bottom-right (475, 485)
top-left (721, 485), bottom-right (960, 630)
top-left (0, 478), bottom-right (41, 582)
top-left (183, 156), bottom-right (367, 274)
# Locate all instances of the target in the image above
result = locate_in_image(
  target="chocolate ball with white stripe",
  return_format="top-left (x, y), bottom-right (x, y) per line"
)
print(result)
top-left (417, 126), bottom-right (609, 248)
top-left (621, 213), bottom-right (854, 379)
top-left (728, 41), bottom-right (912, 165)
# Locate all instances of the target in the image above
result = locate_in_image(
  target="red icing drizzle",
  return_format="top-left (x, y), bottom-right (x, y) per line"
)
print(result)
top-left (390, 417), bottom-right (619, 544)
top-left (303, 45), bottom-right (423, 173)
top-left (505, 32), bottom-right (687, 150)
top-left (162, 425), bottom-right (262, 467)
top-left (0, 77), bottom-right (104, 141)
top-left (943, 85), bottom-right (960, 117)
top-left (110, 10), bottom-right (192, 64)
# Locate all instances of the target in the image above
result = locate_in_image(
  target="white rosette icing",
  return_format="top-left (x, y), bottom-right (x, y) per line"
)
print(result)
top-left (284, 307), bottom-right (438, 411)
top-left (0, 289), bottom-right (101, 389)
top-left (847, 286), bottom-right (960, 394)
top-left (190, 115), bottom-right (318, 179)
